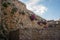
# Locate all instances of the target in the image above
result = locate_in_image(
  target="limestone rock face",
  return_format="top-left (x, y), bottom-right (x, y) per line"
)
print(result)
top-left (0, 0), bottom-right (60, 40)
top-left (0, 0), bottom-right (45, 40)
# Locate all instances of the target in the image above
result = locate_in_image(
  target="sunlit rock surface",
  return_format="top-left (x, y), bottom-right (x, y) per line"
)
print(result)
top-left (0, 0), bottom-right (60, 40)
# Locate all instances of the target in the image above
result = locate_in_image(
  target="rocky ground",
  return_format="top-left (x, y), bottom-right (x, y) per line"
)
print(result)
top-left (19, 24), bottom-right (60, 40)
top-left (0, 0), bottom-right (60, 40)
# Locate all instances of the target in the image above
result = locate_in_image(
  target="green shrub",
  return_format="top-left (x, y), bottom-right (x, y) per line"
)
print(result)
top-left (11, 7), bottom-right (18, 14)
top-left (22, 11), bottom-right (25, 15)
top-left (7, 2), bottom-right (11, 5)
top-left (2, 3), bottom-right (8, 8)
top-left (2, 2), bottom-right (11, 8)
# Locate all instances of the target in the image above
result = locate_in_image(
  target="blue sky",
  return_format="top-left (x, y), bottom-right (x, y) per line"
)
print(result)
top-left (19, 0), bottom-right (60, 20)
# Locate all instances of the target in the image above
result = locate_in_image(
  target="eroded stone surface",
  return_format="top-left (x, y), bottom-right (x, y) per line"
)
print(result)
top-left (0, 0), bottom-right (60, 40)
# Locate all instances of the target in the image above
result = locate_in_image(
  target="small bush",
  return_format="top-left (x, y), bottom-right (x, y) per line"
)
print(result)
top-left (37, 21), bottom-right (41, 25)
top-left (2, 3), bottom-right (8, 8)
top-left (11, 7), bottom-right (18, 14)
top-left (7, 2), bottom-right (11, 5)
top-left (22, 11), bottom-right (25, 15)
top-left (42, 21), bottom-right (47, 25)
top-left (2, 2), bottom-right (11, 8)
top-left (30, 14), bottom-right (36, 21)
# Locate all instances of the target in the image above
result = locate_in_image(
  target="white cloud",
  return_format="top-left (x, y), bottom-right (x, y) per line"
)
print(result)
top-left (26, 0), bottom-right (40, 5)
top-left (19, 0), bottom-right (48, 15)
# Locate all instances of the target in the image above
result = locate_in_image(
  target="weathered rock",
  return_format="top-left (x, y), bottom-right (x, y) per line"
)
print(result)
top-left (0, 0), bottom-right (44, 40)
top-left (0, 0), bottom-right (60, 40)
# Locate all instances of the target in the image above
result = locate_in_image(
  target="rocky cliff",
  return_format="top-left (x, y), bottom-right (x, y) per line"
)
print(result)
top-left (0, 0), bottom-right (45, 40)
top-left (0, 0), bottom-right (45, 30)
top-left (0, 0), bottom-right (60, 40)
